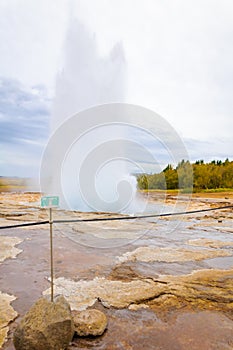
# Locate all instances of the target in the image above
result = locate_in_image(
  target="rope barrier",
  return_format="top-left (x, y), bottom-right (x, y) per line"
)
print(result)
top-left (55, 205), bottom-right (233, 223)
top-left (0, 205), bottom-right (232, 230)
top-left (0, 220), bottom-right (49, 229)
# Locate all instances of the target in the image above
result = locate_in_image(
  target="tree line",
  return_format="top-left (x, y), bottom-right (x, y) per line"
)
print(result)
top-left (137, 159), bottom-right (233, 191)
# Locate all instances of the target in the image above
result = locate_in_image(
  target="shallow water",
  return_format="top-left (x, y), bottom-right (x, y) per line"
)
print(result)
top-left (0, 193), bottom-right (233, 349)
top-left (70, 308), bottom-right (233, 350)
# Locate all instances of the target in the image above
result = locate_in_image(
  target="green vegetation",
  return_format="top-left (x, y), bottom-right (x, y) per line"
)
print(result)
top-left (137, 159), bottom-right (233, 192)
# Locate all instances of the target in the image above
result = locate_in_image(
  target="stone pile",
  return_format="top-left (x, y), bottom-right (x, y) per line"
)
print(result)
top-left (13, 296), bottom-right (107, 350)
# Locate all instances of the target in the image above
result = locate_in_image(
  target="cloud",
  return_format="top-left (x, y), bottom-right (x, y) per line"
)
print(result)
top-left (0, 0), bottom-right (68, 91)
top-left (183, 137), bottom-right (233, 163)
top-left (0, 1), bottom-right (233, 177)
top-left (0, 77), bottom-right (50, 176)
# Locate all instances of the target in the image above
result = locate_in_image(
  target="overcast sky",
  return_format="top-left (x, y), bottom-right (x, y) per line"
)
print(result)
top-left (0, 0), bottom-right (233, 177)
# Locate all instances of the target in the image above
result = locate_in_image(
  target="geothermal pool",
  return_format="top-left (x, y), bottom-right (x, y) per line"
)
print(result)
top-left (0, 192), bottom-right (233, 349)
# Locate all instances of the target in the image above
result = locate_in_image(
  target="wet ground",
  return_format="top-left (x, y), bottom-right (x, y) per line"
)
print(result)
top-left (0, 192), bottom-right (233, 349)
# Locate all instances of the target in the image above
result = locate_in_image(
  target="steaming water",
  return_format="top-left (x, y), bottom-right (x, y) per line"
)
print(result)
top-left (50, 18), bottom-right (143, 213)
top-left (52, 19), bottom-right (126, 130)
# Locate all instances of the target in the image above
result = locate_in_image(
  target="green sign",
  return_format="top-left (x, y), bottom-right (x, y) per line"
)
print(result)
top-left (41, 196), bottom-right (59, 208)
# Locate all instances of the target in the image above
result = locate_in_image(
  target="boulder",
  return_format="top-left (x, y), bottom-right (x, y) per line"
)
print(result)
top-left (13, 296), bottom-right (74, 350)
top-left (72, 309), bottom-right (107, 337)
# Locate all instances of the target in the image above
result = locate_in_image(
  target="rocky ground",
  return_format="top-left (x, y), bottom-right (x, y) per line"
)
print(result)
top-left (0, 191), bottom-right (233, 349)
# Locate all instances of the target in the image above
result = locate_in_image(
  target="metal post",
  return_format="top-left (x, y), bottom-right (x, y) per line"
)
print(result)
top-left (49, 207), bottom-right (54, 302)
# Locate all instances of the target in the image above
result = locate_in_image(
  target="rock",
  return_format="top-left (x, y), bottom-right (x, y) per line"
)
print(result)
top-left (128, 303), bottom-right (149, 311)
top-left (43, 276), bottom-right (165, 310)
top-left (72, 309), bottom-right (107, 336)
top-left (187, 238), bottom-right (233, 248)
top-left (0, 292), bottom-right (18, 348)
top-left (0, 236), bottom-right (22, 263)
top-left (109, 264), bottom-right (141, 281)
top-left (13, 296), bottom-right (74, 350)
top-left (43, 268), bottom-right (233, 314)
top-left (117, 246), bottom-right (231, 263)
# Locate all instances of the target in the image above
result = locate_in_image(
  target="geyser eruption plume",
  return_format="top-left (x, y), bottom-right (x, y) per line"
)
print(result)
top-left (52, 20), bottom-right (126, 130)
top-left (40, 15), bottom-right (193, 249)
top-left (46, 18), bottom-right (140, 213)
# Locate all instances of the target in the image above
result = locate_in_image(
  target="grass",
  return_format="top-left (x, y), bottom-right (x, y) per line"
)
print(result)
top-left (200, 188), bottom-right (233, 193)
top-left (139, 188), bottom-right (233, 198)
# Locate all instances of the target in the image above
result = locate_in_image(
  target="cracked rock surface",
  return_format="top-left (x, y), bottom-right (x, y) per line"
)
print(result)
top-left (0, 293), bottom-right (17, 348)
top-left (0, 192), bottom-right (233, 349)
top-left (0, 236), bottom-right (22, 347)
top-left (43, 268), bottom-right (233, 314)
top-left (116, 246), bottom-right (231, 263)
top-left (0, 236), bottom-right (22, 263)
